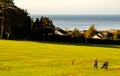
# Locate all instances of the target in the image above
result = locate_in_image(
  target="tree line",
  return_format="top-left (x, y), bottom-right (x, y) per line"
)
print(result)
top-left (0, 0), bottom-right (120, 44)
top-left (0, 0), bottom-right (55, 39)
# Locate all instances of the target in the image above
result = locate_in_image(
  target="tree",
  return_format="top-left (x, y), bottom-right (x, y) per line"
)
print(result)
top-left (0, 0), bottom-right (14, 38)
top-left (71, 28), bottom-right (85, 43)
top-left (0, 0), bottom-right (14, 5)
top-left (85, 24), bottom-right (97, 38)
top-left (0, 0), bottom-right (14, 3)
top-left (39, 16), bottom-right (55, 35)
top-left (0, 1), bottom-right (6, 39)
top-left (113, 31), bottom-right (119, 40)
top-left (31, 18), bottom-right (40, 38)
top-left (0, 0), bottom-right (31, 39)
top-left (71, 28), bottom-right (81, 38)
top-left (84, 24), bottom-right (97, 43)
top-left (31, 16), bottom-right (55, 39)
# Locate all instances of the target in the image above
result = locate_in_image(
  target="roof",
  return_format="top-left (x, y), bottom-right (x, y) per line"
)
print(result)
top-left (92, 33), bottom-right (104, 39)
top-left (55, 27), bottom-right (68, 35)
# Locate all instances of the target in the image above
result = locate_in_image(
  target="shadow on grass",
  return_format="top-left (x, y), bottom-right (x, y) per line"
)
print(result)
top-left (30, 40), bottom-right (120, 49)
top-left (2, 39), bottom-right (120, 49)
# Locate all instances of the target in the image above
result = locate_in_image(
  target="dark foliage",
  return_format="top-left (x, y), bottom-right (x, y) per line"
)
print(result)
top-left (0, 1), bottom-right (31, 39)
top-left (31, 16), bottom-right (55, 39)
top-left (0, 1), bottom-right (120, 45)
top-left (87, 38), bottom-right (120, 45)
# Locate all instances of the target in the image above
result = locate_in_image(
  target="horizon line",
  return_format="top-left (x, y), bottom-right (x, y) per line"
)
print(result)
top-left (30, 14), bottom-right (120, 15)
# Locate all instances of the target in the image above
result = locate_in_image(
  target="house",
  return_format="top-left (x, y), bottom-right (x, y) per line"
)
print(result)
top-left (55, 30), bottom-right (64, 35)
top-left (55, 27), bottom-right (68, 35)
top-left (92, 32), bottom-right (104, 39)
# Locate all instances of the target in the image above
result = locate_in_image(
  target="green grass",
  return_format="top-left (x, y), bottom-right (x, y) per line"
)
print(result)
top-left (0, 40), bottom-right (120, 76)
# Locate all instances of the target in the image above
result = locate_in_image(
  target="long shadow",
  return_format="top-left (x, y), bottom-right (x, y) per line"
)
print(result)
top-left (30, 40), bottom-right (120, 49)
top-left (3, 39), bottom-right (120, 49)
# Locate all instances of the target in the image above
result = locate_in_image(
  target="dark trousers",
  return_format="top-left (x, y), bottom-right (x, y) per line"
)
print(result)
top-left (94, 64), bottom-right (98, 68)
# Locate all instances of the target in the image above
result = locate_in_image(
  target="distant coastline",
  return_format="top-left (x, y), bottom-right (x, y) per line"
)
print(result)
top-left (31, 14), bottom-right (120, 31)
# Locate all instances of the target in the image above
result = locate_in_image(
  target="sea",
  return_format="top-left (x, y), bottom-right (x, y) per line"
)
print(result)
top-left (31, 15), bottom-right (120, 31)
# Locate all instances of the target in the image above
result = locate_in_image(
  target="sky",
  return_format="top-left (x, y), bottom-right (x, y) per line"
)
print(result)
top-left (14, 0), bottom-right (120, 15)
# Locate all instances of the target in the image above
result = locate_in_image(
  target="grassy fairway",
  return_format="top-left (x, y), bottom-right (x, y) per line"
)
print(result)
top-left (0, 40), bottom-right (120, 76)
